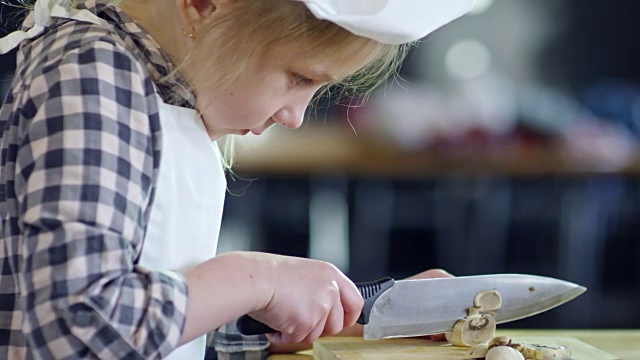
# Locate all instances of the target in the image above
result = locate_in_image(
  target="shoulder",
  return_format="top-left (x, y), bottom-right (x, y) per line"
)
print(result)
top-left (3, 20), bottom-right (163, 167)
top-left (16, 20), bottom-right (157, 102)
top-left (8, 20), bottom-right (162, 134)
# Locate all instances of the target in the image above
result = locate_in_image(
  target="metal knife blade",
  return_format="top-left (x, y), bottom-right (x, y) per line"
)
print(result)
top-left (362, 274), bottom-right (586, 340)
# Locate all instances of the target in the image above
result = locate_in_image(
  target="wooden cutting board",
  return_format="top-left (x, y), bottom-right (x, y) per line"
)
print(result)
top-left (313, 336), bottom-right (621, 359)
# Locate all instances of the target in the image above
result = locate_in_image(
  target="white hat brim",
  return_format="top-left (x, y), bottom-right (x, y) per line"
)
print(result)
top-left (295, 0), bottom-right (476, 45)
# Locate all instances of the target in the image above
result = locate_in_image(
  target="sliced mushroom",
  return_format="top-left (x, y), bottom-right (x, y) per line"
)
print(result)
top-left (463, 344), bottom-right (489, 359)
top-left (488, 336), bottom-right (512, 348)
top-left (473, 290), bottom-right (503, 312)
top-left (485, 346), bottom-right (525, 360)
top-left (537, 346), bottom-right (571, 359)
top-left (445, 314), bottom-right (497, 346)
top-left (467, 306), bottom-right (483, 316)
top-left (517, 344), bottom-right (571, 359)
top-left (521, 344), bottom-right (571, 360)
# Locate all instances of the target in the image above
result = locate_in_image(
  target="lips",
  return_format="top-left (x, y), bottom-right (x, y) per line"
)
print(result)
top-left (236, 129), bottom-right (261, 136)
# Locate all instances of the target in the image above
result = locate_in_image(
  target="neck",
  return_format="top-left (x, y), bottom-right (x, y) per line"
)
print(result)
top-left (118, 0), bottom-right (190, 67)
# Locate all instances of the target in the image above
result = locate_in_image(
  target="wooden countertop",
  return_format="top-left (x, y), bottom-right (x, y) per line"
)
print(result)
top-left (267, 329), bottom-right (640, 359)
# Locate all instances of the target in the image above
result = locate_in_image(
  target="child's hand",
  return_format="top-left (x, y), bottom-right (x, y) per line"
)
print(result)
top-left (335, 268), bottom-right (455, 341)
top-left (249, 255), bottom-right (364, 345)
top-left (266, 266), bottom-right (454, 353)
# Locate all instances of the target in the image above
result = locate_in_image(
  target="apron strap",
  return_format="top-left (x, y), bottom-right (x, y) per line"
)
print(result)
top-left (0, 0), bottom-right (110, 54)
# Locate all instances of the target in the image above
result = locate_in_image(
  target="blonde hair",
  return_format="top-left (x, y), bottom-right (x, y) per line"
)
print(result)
top-left (183, 0), bottom-right (412, 169)
top-left (5, 0), bottom-right (412, 169)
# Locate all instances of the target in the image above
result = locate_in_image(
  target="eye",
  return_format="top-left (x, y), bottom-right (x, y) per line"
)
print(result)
top-left (291, 73), bottom-right (315, 87)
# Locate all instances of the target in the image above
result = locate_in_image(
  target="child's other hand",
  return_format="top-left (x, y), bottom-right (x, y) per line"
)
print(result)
top-left (404, 268), bottom-right (453, 281)
top-left (249, 255), bottom-right (364, 345)
top-left (406, 268), bottom-right (454, 341)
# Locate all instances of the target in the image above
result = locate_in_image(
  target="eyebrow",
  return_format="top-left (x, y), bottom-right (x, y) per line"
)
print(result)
top-left (305, 68), bottom-right (340, 83)
top-left (315, 71), bottom-right (339, 83)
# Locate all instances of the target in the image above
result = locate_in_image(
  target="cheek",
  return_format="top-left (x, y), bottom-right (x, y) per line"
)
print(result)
top-left (195, 89), bottom-right (275, 129)
top-left (194, 83), bottom-right (242, 114)
top-left (192, 71), bottom-right (286, 128)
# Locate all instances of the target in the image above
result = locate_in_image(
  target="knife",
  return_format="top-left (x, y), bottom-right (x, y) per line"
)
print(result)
top-left (236, 274), bottom-right (586, 340)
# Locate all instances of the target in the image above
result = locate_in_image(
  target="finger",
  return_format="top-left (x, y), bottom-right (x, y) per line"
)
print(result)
top-left (301, 300), bottom-right (333, 343)
top-left (269, 320), bottom-right (308, 345)
top-left (405, 268), bottom-right (454, 280)
top-left (337, 279), bottom-right (364, 327)
top-left (267, 332), bottom-right (285, 345)
top-left (429, 333), bottom-right (448, 342)
top-left (321, 299), bottom-right (345, 337)
top-left (304, 317), bottom-right (327, 344)
top-left (424, 269), bottom-right (454, 278)
top-left (275, 329), bottom-right (307, 345)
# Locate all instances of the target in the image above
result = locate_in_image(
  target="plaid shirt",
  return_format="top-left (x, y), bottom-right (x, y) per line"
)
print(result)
top-left (0, 1), bottom-right (268, 359)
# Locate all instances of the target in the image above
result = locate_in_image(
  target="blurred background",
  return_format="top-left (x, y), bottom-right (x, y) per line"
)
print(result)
top-left (2, 0), bottom-right (639, 330)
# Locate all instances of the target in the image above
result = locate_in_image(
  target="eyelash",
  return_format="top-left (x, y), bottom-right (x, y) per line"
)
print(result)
top-left (292, 73), bottom-right (315, 86)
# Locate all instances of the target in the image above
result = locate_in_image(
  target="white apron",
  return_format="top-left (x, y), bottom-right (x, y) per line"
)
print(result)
top-left (0, 2), bottom-right (227, 358)
top-left (142, 96), bottom-right (226, 360)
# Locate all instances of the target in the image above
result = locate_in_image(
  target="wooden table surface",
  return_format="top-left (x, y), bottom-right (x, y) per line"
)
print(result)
top-left (267, 329), bottom-right (640, 360)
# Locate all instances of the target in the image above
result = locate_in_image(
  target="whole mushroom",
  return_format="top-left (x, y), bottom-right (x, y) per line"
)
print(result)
top-left (485, 346), bottom-right (525, 360)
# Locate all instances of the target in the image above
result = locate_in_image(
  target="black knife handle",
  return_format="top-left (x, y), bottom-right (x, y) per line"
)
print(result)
top-left (237, 277), bottom-right (395, 335)
top-left (237, 314), bottom-right (275, 336)
top-left (356, 277), bottom-right (395, 325)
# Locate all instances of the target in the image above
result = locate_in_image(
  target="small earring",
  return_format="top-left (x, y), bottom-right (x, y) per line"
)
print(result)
top-left (183, 31), bottom-right (194, 38)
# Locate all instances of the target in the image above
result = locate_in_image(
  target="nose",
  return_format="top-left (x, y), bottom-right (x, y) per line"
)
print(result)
top-left (272, 95), bottom-right (312, 130)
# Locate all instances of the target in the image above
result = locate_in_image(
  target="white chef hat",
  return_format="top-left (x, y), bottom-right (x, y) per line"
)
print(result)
top-left (293, 0), bottom-right (476, 45)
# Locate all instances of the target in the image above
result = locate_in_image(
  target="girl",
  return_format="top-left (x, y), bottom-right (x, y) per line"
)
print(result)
top-left (0, 0), bottom-right (474, 358)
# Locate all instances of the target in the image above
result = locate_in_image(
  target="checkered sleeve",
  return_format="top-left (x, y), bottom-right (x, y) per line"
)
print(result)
top-left (205, 320), bottom-right (270, 360)
top-left (13, 36), bottom-right (187, 358)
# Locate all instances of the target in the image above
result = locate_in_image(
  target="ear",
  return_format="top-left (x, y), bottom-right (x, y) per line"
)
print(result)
top-left (176, 0), bottom-right (232, 35)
